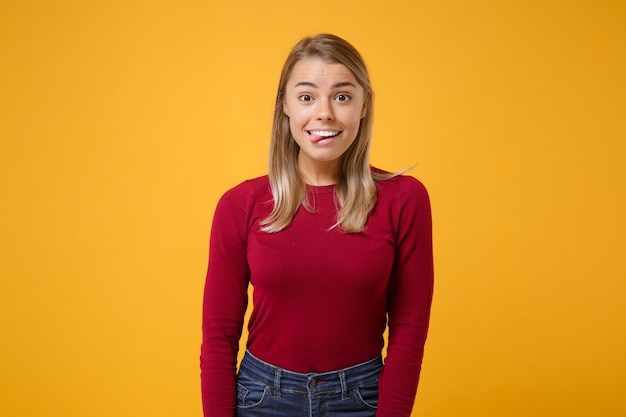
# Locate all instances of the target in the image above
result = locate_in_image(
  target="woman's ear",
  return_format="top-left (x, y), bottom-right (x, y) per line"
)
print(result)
top-left (360, 90), bottom-right (370, 119)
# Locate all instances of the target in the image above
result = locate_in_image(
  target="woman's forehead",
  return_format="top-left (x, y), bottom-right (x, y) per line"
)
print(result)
top-left (287, 59), bottom-right (359, 88)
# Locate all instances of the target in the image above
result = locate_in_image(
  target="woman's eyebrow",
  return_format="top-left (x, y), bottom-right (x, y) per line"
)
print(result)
top-left (294, 81), bottom-right (357, 89)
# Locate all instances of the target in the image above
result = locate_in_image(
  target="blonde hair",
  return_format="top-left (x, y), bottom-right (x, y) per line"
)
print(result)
top-left (261, 34), bottom-right (393, 233)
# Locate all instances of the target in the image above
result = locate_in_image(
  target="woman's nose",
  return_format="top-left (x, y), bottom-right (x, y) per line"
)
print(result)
top-left (316, 100), bottom-right (334, 120)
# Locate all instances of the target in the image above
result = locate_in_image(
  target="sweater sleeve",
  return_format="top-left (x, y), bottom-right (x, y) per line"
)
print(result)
top-left (200, 186), bottom-right (251, 417)
top-left (377, 178), bottom-right (434, 417)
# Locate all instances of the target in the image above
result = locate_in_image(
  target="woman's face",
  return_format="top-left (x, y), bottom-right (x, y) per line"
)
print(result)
top-left (282, 58), bottom-right (366, 180)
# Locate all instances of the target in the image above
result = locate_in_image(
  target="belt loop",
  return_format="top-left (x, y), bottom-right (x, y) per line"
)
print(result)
top-left (273, 369), bottom-right (282, 398)
top-left (339, 371), bottom-right (348, 400)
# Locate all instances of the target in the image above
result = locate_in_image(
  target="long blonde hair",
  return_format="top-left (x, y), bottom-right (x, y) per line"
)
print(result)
top-left (261, 34), bottom-right (392, 233)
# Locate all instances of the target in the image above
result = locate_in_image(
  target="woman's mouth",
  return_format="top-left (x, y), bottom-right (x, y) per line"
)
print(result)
top-left (308, 130), bottom-right (341, 144)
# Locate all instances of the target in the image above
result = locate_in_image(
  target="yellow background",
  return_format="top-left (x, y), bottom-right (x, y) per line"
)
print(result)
top-left (1, 1), bottom-right (624, 416)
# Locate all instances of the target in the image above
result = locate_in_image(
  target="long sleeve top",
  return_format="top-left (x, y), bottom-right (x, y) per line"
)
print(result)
top-left (200, 174), bottom-right (433, 417)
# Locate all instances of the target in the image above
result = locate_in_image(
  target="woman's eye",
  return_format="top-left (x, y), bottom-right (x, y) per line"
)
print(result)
top-left (298, 95), bottom-right (313, 102)
top-left (336, 94), bottom-right (351, 102)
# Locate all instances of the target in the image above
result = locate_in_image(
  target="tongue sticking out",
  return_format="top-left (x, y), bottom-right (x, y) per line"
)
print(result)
top-left (309, 131), bottom-right (340, 143)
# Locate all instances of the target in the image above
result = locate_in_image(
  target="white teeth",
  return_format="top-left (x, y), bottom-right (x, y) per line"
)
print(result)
top-left (309, 130), bottom-right (339, 137)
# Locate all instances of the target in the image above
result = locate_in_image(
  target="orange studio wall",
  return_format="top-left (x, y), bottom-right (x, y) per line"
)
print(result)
top-left (1, 1), bottom-right (624, 417)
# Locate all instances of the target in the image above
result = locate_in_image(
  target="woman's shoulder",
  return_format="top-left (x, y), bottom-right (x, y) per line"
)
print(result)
top-left (222, 175), bottom-right (270, 195)
top-left (217, 175), bottom-right (271, 207)
top-left (373, 169), bottom-right (432, 225)
top-left (373, 168), bottom-right (429, 200)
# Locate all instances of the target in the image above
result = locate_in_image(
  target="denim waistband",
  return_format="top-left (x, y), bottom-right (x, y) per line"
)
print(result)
top-left (238, 350), bottom-right (383, 396)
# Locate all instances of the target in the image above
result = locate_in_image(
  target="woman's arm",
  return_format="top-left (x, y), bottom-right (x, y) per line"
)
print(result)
top-left (200, 187), bottom-right (251, 417)
top-left (377, 177), bottom-right (434, 417)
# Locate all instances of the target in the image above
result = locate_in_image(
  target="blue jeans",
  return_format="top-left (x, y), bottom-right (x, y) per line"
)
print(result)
top-left (236, 351), bottom-right (382, 417)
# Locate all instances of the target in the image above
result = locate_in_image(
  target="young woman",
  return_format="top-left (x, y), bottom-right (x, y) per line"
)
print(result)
top-left (201, 34), bottom-right (434, 417)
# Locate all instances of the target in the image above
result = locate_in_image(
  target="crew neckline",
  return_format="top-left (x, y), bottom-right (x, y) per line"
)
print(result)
top-left (305, 183), bottom-right (336, 193)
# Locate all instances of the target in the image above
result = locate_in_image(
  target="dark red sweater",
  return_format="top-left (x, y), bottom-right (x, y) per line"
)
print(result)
top-left (201, 174), bottom-right (433, 417)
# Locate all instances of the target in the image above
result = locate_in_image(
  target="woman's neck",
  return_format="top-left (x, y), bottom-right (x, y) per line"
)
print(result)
top-left (297, 157), bottom-right (341, 186)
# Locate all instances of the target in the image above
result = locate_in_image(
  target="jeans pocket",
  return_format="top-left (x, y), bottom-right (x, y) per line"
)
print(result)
top-left (236, 374), bottom-right (270, 410)
top-left (353, 381), bottom-right (379, 410)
